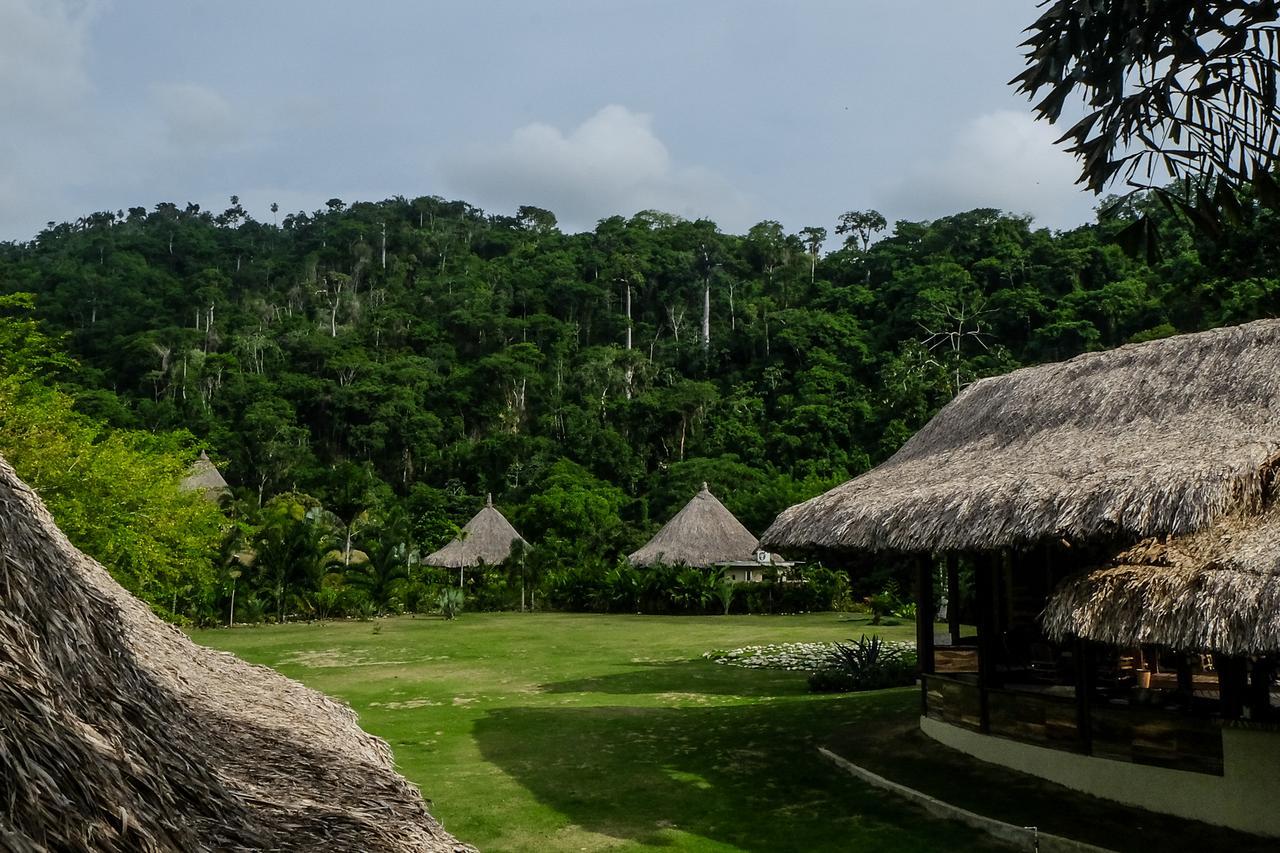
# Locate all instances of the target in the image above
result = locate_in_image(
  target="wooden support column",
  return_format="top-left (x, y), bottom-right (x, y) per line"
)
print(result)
top-left (946, 553), bottom-right (961, 645)
top-left (1217, 655), bottom-right (1248, 720)
top-left (1248, 656), bottom-right (1274, 721)
top-left (916, 554), bottom-right (936, 715)
top-left (974, 553), bottom-right (996, 733)
top-left (1073, 638), bottom-right (1094, 754)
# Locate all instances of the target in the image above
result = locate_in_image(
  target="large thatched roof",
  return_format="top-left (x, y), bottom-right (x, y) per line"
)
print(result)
top-left (763, 320), bottom-right (1280, 554)
top-left (1042, 507), bottom-right (1280, 655)
top-left (0, 456), bottom-right (471, 852)
top-left (424, 494), bottom-right (527, 569)
top-left (180, 450), bottom-right (231, 500)
top-left (630, 483), bottom-right (760, 567)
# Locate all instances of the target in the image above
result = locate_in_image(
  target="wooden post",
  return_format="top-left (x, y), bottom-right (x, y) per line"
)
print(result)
top-left (1248, 656), bottom-right (1274, 721)
top-left (974, 553), bottom-right (996, 733)
top-left (1073, 638), bottom-right (1093, 754)
top-left (946, 553), bottom-right (961, 645)
top-left (916, 555), bottom-right (936, 715)
top-left (1217, 655), bottom-right (1247, 720)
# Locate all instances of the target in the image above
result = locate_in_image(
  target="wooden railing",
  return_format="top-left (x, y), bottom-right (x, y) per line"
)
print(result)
top-left (922, 674), bottom-right (1224, 775)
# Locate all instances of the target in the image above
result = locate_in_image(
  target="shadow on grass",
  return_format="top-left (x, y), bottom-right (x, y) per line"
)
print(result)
top-left (474, 690), bottom-right (1008, 853)
top-left (539, 660), bottom-right (815, 698)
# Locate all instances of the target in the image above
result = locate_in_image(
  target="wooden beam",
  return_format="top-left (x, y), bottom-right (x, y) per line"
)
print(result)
top-left (974, 553), bottom-right (996, 733)
top-left (946, 553), bottom-right (961, 644)
top-left (916, 554), bottom-right (936, 715)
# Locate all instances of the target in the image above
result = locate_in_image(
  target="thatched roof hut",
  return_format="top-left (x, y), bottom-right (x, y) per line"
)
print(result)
top-left (180, 450), bottom-right (231, 501)
top-left (0, 455), bottom-right (471, 852)
top-left (763, 320), bottom-right (1280, 554)
top-left (1043, 507), bottom-right (1280, 655)
top-left (424, 494), bottom-right (527, 568)
top-left (630, 483), bottom-right (761, 568)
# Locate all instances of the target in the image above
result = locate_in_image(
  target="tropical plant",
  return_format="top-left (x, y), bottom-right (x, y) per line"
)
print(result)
top-left (438, 587), bottom-right (464, 620)
top-left (808, 634), bottom-right (918, 693)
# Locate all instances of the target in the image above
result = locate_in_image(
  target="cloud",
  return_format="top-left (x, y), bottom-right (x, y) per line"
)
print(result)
top-left (441, 105), bottom-right (755, 231)
top-left (0, 0), bottom-right (94, 119)
top-left (151, 83), bottom-right (242, 154)
top-left (874, 110), bottom-right (1098, 231)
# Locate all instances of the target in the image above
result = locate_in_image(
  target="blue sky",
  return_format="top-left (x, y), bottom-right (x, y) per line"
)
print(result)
top-left (0, 0), bottom-right (1099, 240)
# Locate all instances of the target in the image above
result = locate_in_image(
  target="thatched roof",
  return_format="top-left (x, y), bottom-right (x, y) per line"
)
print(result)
top-left (763, 320), bottom-right (1280, 554)
top-left (1042, 507), bottom-right (1280, 655)
top-left (0, 455), bottom-right (471, 852)
top-left (630, 483), bottom-right (760, 568)
top-left (424, 494), bottom-right (526, 569)
top-left (180, 450), bottom-right (231, 500)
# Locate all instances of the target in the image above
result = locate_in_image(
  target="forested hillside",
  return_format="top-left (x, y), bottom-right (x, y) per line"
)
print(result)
top-left (3, 192), bottom-right (1278, 620)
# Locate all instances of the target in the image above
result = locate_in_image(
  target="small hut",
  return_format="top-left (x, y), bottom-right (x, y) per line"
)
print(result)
top-left (424, 494), bottom-right (527, 584)
top-left (0, 454), bottom-right (469, 852)
top-left (630, 483), bottom-right (782, 580)
top-left (180, 450), bottom-right (231, 502)
top-left (762, 319), bottom-right (1280, 838)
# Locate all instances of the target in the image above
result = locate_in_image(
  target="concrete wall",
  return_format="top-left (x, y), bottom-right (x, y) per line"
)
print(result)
top-left (921, 716), bottom-right (1280, 838)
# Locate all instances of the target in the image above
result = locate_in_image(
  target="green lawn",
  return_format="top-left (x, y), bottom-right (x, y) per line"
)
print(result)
top-left (192, 612), bottom-right (1004, 852)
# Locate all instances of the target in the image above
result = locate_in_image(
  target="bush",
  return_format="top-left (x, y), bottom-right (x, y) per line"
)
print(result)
top-left (807, 634), bottom-right (917, 693)
top-left (438, 587), bottom-right (464, 620)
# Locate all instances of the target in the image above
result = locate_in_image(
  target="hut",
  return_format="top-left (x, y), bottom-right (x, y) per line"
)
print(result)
top-left (630, 483), bottom-right (785, 580)
top-left (762, 319), bottom-right (1280, 837)
top-left (0, 454), bottom-right (470, 852)
top-left (425, 494), bottom-right (527, 585)
top-left (180, 450), bottom-right (231, 502)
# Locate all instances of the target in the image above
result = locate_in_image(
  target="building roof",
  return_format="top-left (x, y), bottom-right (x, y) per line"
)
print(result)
top-left (763, 320), bottom-right (1280, 554)
top-left (629, 483), bottom-right (761, 568)
top-left (1043, 506), bottom-right (1280, 655)
top-left (0, 454), bottom-right (470, 853)
top-left (424, 495), bottom-right (527, 569)
top-left (180, 450), bottom-right (231, 499)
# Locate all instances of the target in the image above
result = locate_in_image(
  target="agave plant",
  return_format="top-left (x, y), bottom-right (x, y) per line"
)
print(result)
top-left (438, 587), bottom-right (464, 620)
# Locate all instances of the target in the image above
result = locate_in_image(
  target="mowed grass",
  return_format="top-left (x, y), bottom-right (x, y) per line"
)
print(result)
top-left (192, 613), bottom-right (1005, 852)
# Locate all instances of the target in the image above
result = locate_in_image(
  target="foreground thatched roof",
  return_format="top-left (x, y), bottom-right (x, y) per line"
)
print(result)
top-left (1043, 507), bottom-right (1280, 655)
top-left (180, 450), bottom-right (231, 500)
top-left (0, 456), bottom-right (471, 852)
top-left (764, 320), bottom-right (1280, 554)
top-left (630, 483), bottom-right (760, 567)
top-left (424, 494), bottom-right (526, 569)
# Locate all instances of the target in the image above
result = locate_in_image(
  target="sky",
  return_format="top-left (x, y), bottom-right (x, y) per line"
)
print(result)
top-left (0, 0), bottom-right (1101, 242)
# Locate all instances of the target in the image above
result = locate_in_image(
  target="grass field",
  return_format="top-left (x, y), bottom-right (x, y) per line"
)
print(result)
top-left (192, 612), bottom-right (1003, 852)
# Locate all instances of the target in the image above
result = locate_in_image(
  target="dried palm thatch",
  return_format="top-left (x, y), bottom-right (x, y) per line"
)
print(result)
top-left (0, 455), bottom-right (472, 853)
top-left (629, 483), bottom-right (760, 568)
top-left (1043, 506), bottom-right (1280, 655)
top-left (180, 450), bottom-right (231, 501)
top-left (424, 494), bottom-right (527, 569)
top-left (764, 320), bottom-right (1280, 554)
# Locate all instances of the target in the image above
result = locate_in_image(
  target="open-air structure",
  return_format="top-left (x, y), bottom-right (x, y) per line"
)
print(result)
top-left (0, 455), bottom-right (468, 852)
top-left (180, 449), bottom-right (231, 502)
top-left (425, 494), bottom-right (527, 584)
top-left (630, 483), bottom-right (786, 581)
top-left (763, 320), bottom-right (1280, 837)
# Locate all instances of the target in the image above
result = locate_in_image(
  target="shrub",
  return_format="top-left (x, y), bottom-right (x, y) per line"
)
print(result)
top-left (807, 634), bottom-right (917, 693)
top-left (438, 587), bottom-right (464, 620)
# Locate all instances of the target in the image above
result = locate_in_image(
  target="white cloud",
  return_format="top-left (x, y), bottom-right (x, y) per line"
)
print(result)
top-left (441, 105), bottom-right (755, 231)
top-left (875, 110), bottom-right (1098, 231)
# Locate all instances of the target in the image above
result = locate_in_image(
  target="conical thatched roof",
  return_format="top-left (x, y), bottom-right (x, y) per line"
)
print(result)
top-left (1043, 507), bottom-right (1280, 655)
top-left (630, 483), bottom-right (760, 567)
top-left (0, 455), bottom-right (471, 852)
top-left (763, 320), bottom-right (1280, 554)
top-left (180, 450), bottom-right (231, 500)
top-left (424, 494), bottom-right (527, 569)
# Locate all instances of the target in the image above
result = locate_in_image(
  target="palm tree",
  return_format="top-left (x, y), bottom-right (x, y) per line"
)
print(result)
top-left (345, 539), bottom-right (414, 614)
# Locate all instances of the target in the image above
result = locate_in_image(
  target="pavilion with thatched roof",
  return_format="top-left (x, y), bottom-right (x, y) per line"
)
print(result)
top-left (180, 449), bottom-right (231, 502)
top-left (762, 319), bottom-right (1280, 837)
top-left (630, 483), bottom-right (785, 580)
top-left (425, 494), bottom-right (527, 583)
top-left (0, 454), bottom-right (471, 852)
